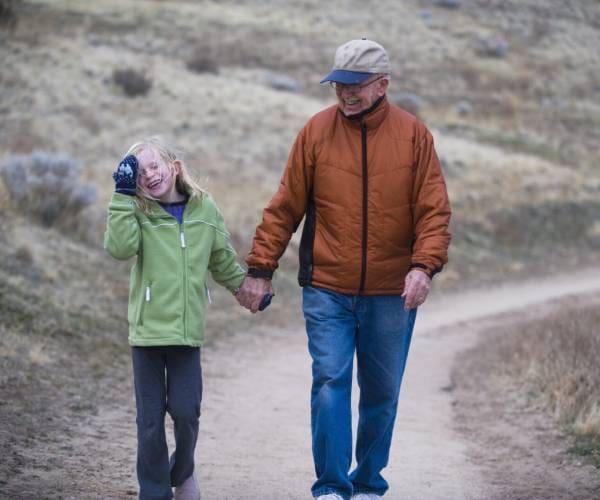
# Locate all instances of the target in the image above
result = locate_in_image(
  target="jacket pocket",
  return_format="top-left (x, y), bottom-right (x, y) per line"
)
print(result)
top-left (136, 283), bottom-right (152, 326)
top-left (382, 204), bottom-right (414, 256)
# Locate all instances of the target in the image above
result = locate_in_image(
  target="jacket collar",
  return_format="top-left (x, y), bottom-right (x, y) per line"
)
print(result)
top-left (339, 95), bottom-right (389, 130)
top-left (145, 191), bottom-right (196, 219)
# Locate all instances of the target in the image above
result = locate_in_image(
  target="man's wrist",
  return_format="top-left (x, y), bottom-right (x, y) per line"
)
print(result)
top-left (409, 263), bottom-right (432, 278)
top-left (247, 268), bottom-right (274, 280)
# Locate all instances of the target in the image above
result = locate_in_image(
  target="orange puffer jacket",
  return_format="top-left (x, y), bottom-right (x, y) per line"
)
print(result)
top-left (246, 96), bottom-right (451, 295)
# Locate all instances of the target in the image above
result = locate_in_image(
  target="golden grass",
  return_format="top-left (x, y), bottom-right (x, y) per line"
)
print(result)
top-left (494, 301), bottom-right (600, 464)
top-left (2, 3), bottom-right (599, 495)
top-left (0, 1), bottom-right (598, 292)
top-left (1, 0), bottom-right (598, 293)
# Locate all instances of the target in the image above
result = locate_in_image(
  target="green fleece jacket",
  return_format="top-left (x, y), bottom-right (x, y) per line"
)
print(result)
top-left (104, 192), bottom-right (245, 346)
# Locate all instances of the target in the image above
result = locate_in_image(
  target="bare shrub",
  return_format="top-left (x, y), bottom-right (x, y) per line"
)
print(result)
top-left (14, 245), bottom-right (33, 265)
top-left (186, 49), bottom-right (219, 74)
top-left (0, 0), bottom-right (18, 29)
top-left (112, 68), bottom-right (152, 97)
top-left (0, 152), bottom-right (97, 229)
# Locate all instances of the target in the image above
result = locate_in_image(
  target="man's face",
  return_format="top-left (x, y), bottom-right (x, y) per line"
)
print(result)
top-left (334, 75), bottom-right (388, 116)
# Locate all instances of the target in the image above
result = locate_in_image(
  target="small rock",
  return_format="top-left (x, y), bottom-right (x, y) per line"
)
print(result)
top-left (456, 99), bottom-right (472, 116)
top-left (265, 72), bottom-right (301, 93)
top-left (389, 91), bottom-right (422, 116)
top-left (440, 158), bottom-right (466, 178)
top-left (420, 10), bottom-right (433, 22)
top-left (474, 35), bottom-right (509, 58)
top-left (433, 0), bottom-right (461, 8)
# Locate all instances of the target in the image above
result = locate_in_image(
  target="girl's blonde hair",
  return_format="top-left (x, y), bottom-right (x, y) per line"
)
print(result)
top-left (125, 136), bottom-right (205, 212)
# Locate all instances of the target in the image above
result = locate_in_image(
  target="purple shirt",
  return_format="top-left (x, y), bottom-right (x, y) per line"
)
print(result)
top-left (159, 199), bottom-right (187, 224)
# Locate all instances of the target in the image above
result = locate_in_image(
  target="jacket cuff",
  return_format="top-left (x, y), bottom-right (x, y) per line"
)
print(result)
top-left (409, 263), bottom-right (434, 278)
top-left (247, 268), bottom-right (274, 280)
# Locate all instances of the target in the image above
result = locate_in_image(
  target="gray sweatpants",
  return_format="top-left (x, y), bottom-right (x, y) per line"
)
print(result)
top-left (131, 346), bottom-right (202, 500)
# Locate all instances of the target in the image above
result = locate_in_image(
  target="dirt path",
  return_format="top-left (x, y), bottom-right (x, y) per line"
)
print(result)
top-left (70, 269), bottom-right (600, 500)
top-left (193, 269), bottom-right (600, 499)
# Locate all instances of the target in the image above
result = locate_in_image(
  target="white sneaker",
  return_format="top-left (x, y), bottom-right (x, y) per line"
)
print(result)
top-left (174, 471), bottom-right (201, 500)
top-left (316, 494), bottom-right (344, 500)
top-left (352, 494), bottom-right (381, 500)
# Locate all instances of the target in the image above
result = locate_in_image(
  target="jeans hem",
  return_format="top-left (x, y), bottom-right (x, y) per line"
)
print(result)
top-left (313, 487), bottom-right (350, 500)
top-left (352, 487), bottom-right (385, 496)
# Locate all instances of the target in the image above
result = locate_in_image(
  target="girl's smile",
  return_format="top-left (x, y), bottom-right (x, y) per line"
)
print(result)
top-left (136, 148), bottom-right (185, 203)
top-left (146, 175), bottom-right (164, 192)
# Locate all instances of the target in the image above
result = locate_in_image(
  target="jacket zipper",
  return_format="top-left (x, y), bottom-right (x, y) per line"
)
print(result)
top-left (180, 226), bottom-right (187, 342)
top-left (359, 119), bottom-right (368, 293)
top-left (137, 283), bottom-right (151, 326)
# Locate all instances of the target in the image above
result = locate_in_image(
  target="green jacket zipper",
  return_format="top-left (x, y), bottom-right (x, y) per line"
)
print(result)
top-left (180, 226), bottom-right (187, 342)
top-left (137, 283), bottom-right (151, 326)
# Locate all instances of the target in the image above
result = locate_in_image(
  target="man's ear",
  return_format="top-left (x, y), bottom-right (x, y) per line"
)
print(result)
top-left (378, 78), bottom-right (389, 96)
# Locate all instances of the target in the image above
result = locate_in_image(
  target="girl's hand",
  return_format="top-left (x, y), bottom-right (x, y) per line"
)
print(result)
top-left (113, 155), bottom-right (139, 195)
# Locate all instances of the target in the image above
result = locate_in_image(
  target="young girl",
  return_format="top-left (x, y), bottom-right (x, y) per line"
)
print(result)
top-left (104, 136), bottom-right (246, 500)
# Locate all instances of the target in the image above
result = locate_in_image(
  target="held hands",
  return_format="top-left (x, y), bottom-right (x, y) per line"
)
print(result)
top-left (112, 155), bottom-right (139, 195)
top-left (236, 276), bottom-right (274, 314)
top-left (401, 269), bottom-right (431, 311)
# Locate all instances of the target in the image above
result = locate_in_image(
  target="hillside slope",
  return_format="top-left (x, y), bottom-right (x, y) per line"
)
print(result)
top-left (1, 0), bottom-right (599, 288)
top-left (1, 1), bottom-right (599, 497)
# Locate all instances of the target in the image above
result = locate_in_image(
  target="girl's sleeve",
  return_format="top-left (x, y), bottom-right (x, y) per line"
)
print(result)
top-left (103, 193), bottom-right (141, 260)
top-left (208, 199), bottom-right (246, 293)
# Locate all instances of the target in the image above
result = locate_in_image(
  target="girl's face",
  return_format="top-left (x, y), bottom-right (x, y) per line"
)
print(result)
top-left (136, 148), bottom-right (183, 203)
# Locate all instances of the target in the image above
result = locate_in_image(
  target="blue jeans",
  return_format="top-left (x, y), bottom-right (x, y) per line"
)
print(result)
top-left (302, 286), bottom-right (416, 499)
top-left (131, 346), bottom-right (202, 500)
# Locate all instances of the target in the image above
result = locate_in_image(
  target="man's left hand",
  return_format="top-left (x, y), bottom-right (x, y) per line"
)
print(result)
top-left (401, 269), bottom-right (431, 310)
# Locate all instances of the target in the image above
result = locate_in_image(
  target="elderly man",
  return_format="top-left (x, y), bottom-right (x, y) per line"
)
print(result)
top-left (237, 38), bottom-right (451, 500)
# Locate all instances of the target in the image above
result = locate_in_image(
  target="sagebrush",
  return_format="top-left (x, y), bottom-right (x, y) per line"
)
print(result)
top-left (186, 48), bottom-right (219, 74)
top-left (112, 68), bottom-right (152, 97)
top-left (0, 0), bottom-right (17, 28)
top-left (0, 151), bottom-right (97, 229)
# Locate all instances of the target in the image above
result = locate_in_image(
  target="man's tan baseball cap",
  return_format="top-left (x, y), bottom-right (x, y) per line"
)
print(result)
top-left (320, 38), bottom-right (391, 84)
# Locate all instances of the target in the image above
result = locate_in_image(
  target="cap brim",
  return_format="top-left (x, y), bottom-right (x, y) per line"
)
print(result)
top-left (320, 70), bottom-right (373, 84)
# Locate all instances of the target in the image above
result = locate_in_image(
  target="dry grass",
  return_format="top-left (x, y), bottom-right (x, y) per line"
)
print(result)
top-left (0, 0), bottom-right (597, 297)
top-left (490, 300), bottom-right (600, 465)
top-left (1, 1), bottom-right (599, 495)
top-left (1, 0), bottom-right (598, 293)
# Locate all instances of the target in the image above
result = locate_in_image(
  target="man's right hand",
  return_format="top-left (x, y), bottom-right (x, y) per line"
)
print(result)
top-left (236, 276), bottom-right (274, 314)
